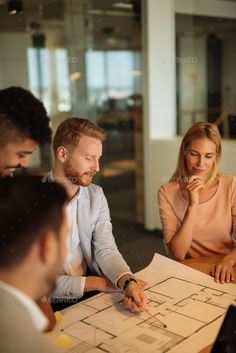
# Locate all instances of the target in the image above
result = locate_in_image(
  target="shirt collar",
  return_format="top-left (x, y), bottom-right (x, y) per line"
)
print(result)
top-left (0, 281), bottom-right (48, 332)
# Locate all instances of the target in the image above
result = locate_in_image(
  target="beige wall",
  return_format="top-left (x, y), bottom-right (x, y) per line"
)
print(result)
top-left (0, 33), bottom-right (30, 88)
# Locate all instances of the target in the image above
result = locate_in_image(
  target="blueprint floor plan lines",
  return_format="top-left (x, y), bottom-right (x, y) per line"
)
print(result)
top-left (54, 254), bottom-right (236, 353)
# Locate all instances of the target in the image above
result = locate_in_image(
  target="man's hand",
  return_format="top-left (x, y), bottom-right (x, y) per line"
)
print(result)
top-left (123, 281), bottom-right (147, 313)
top-left (84, 276), bottom-right (117, 293)
top-left (210, 255), bottom-right (235, 284)
top-left (117, 275), bottom-right (147, 313)
top-left (136, 278), bottom-right (147, 289)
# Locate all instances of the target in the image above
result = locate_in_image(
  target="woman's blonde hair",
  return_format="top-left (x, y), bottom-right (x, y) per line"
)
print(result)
top-left (172, 122), bottom-right (222, 185)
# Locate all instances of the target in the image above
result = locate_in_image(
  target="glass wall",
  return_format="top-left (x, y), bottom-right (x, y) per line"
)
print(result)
top-left (176, 12), bottom-right (236, 138)
top-left (0, 0), bottom-right (144, 222)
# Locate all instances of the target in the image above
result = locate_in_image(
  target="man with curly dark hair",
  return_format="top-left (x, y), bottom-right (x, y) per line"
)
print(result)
top-left (0, 86), bottom-right (52, 176)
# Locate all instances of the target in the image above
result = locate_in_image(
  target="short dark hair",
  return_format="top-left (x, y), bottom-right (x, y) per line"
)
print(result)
top-left (0, 175), bottom-right (68, 268)
top-left (0, 86), bottom-right (52, 146)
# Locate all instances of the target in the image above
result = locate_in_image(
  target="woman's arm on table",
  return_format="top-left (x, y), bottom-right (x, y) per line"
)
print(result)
top-left (210, 247), bottom-right (236, 284)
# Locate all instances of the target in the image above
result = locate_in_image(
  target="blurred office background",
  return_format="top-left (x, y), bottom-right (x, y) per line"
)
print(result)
top-left (0, 0), bottom-right (235, 238)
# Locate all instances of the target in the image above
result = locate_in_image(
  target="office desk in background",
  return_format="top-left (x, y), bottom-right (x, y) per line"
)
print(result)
top-left (181, 255), bottom-right (236, 353)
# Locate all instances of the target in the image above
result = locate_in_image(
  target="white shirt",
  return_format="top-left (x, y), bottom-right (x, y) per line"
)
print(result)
top-left (64, 192), bottom-right (87, 295)
top-left (0, 281), bottom-right (48, 332)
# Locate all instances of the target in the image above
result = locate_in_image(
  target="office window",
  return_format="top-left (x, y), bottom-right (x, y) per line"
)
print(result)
top-left (176, 14), bottom-right (236, 138)
top-left (27, 48), bottom-right (71, 114)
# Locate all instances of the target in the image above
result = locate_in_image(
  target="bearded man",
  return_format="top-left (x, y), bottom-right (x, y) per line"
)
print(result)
top-left (50, 118), bottom-right (146, 313)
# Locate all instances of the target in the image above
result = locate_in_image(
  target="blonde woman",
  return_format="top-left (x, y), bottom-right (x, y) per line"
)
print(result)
top-left (158, 122), bottom-right (236, 283)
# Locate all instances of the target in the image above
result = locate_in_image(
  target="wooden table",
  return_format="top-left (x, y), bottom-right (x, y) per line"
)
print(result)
top-left (180, 255), bottom-right (236, 282)
top-left (180, 255), bottom-right (236, 353)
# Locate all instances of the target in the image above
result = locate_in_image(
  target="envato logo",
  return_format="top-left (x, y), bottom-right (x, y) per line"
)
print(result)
top-left (169, 176), bottom-right (191, 183)
top-left (41, 175), bottom-right (78, 184)
top-left (42, 56), bottom-right (78, 64)
top-left (161, 176), bottom-right (191, 183)
top-left (47, 297), bottom-right (79, 303)
top-left (163, 56), bottom-right (198, 64)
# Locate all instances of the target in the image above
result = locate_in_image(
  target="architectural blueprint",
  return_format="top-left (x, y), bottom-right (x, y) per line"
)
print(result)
top-left (54, 254), bottom-right (236, 353)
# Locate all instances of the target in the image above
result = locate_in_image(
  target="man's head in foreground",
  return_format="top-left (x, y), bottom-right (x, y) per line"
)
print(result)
top-left (0, 175), bottom-right (68, 301)
top-left (53, 117), bottom-right (106, 186)
top-left (0, 87), bottom-right (51, 176)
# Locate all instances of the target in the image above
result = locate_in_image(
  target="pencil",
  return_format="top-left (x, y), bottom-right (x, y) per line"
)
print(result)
top-left (142, 307), bottom-right (167, 328)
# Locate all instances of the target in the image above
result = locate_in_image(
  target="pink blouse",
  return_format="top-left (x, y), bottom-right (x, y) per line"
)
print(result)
top-left (158, 175), bottom-right (236, 258)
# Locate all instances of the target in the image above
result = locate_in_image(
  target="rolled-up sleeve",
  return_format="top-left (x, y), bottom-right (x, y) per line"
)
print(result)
top-left (52, 275), bottom-right (86, 298)
top-left (158, 187), bottom-right (180, 244)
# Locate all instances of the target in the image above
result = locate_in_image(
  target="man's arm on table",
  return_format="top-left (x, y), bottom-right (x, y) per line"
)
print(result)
top-left (92, 188), bottom-right (147, 312)
top-left (54, 273), bottom-right (146, 313)
top-left (52, 187), bottom-right (147, 311)
top-left (53, 274), bottom-right (116, 299)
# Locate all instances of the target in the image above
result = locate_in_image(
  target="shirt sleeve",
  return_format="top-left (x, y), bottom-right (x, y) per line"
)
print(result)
top-left (92, 188), bottom-right (132, 285)
top-left (158, 186), bottom-right (180, 244)
top-left (52, 275), bottom-right (86, 298)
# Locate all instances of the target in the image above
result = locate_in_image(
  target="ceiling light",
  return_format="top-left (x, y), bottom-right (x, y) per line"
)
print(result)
top-left (132, 70), bottom-right (142, 77)
top-left (113, 2), bottom-right (133, 10)
top-left (69, 72), bottom-right (81, 81)
top-left (8, 0), bottom-right (23, 15)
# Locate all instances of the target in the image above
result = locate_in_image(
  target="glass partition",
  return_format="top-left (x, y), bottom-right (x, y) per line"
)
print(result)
top-left (0, 0), bottom-right (144, 222)
top-left (175, 12), bottom-right (236, 138)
